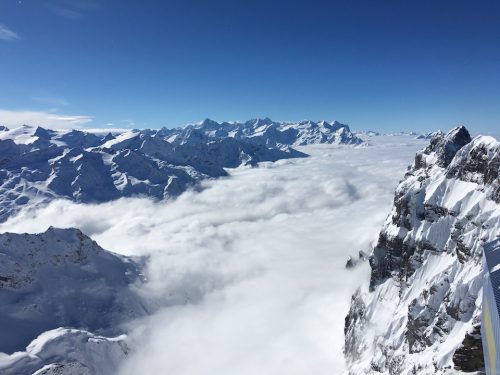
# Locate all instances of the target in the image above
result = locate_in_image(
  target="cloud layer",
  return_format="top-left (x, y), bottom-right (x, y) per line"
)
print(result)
top-left (0, 137), bottom-right (425, 374)
top-left (0, 109), bottom-right (92, 129)
top-left (0, 24), bottom-right (19, 41)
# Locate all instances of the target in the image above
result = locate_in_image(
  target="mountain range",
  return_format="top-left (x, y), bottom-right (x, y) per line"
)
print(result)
top-left (1, 120), bottom-right (498, 374)
top-left (0, 119), bottom-right (361, 222)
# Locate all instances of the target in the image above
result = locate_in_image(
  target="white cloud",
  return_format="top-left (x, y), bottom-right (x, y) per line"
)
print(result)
top-left (0, 24), bottom-right (19, 41)
top-left (0, 137), bottom-right (426, 374)
top-left (0, 109), bottom-right (93, 129)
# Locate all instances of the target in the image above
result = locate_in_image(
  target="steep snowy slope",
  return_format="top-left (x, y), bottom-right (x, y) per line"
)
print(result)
top-left (0, 227), bottom-right (145, 354)
top-left (344, 127), bottom-right (500, 374)
top-left (0, 124), bottom-right (305, 221)
top-left (184, 117), bottom-right (363, 146)
top-left (0, 328), bottom-right (128, 375)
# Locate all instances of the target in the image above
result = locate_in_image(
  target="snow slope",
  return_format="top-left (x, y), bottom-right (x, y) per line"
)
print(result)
top-left (0, 328), bottom-right (128, 375)
top-left (0, 227), bottom-right (145, 354)
top-left (344, 127), bottom-right (500, 374)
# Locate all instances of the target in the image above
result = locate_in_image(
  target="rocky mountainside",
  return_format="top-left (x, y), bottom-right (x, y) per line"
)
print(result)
top-left (0, 227), bottom-right (146, 355)
top-left (344, 127), bottom-right (500, 374)
top-left (0, 124), bottom-right (307, 221)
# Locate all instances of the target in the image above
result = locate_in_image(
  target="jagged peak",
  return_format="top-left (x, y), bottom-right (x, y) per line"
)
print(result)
top-left (174, 127), bottom-right (207, 145)
top-left (446, 125), bottom-right (471, 143)
top-left (197, 118), bottom-right (220, 127)
top-left (446, 134), bottom-right (500, 199)
top-left (34, 126), bottom-right (51, 137)
top-left (422, 125), bottom-right (472, 168)
top-left (102, 132), bottom-right (115, 142)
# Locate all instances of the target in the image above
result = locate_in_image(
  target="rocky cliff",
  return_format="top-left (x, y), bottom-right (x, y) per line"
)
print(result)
top-left (344, 127), bottom-right (500, 374)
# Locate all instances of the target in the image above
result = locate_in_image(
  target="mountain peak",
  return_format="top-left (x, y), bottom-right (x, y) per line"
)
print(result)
top-left (198, 118), bottom-right (219, 127)
top-left (346, 126), bottom-right (498, 374)
top-left (246, 117), bottom-right (274, 126)
top-left (34, 126), bottom-right (51, 138)
top-left (446, 125), bottom-right (471, 144)
top-left (424, 125), bottom-right (472, 167)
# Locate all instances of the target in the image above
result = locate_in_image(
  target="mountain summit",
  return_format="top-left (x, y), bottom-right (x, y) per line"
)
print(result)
top-left (344, 127), bottom-right (500, 374)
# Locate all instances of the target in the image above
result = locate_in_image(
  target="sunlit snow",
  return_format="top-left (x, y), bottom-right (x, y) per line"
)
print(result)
top-left (0, 135), bottom-right (426, 374)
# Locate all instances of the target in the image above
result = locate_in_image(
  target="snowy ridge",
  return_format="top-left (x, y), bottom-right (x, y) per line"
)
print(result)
top-left (0, 227), bottom-right (145, 355)
top-left (0, 124), bottom-right (306, 221)
top-left (344, 126), bottom-right (500, 374)
top-left (185, 117), bottom-right (364, 146)
top-left (0, 328), bottom-right (128, 375)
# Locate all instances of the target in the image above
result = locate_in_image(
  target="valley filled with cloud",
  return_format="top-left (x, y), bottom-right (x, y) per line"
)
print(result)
top-left (0, 136), bottom-right (425, 374)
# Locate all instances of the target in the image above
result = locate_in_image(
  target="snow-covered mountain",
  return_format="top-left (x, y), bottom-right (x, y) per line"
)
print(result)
top-left (183, 117), bottom-right (364, 146)
top-left (344, 127), bottom-right (500, 374)
top-left (0, 124), bottom-right (307, 221)
top-left (0, 328), bottom-right (129, 375)
top-left (0, 118), bottom-right (364, 221)
top-left (0, 227), bottom-right (145, 355)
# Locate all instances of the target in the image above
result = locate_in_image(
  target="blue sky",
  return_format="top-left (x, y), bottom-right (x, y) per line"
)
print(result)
top-left (0, 0), bottom-right (499, 134)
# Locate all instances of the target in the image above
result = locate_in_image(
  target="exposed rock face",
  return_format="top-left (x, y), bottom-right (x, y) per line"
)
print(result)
top-left (420, 127), bottom-right (472, 168)
top-left (344, 127), bottom-right (499, 374)
top-left (452, 323), bottom-right (484, 372)
top-left (344, 291), bottom-right (367, 361)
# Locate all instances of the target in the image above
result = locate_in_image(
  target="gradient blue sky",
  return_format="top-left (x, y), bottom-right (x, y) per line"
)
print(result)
top-left (0, 0), bottom-right (499, 134)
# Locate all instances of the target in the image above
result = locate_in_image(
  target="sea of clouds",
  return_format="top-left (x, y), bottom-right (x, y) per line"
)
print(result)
top-left (0, 136), bottom-right (425, 374)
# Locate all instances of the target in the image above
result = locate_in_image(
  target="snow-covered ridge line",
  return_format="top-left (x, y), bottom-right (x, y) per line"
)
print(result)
top-left (0, 118), bottom-right (364, 222)
top-left (0, 117), bottom-right (363, 147)
top-left (0, 227), bottom-right (145, 361)
top-left (0, 123), bottom-right (310, 222)
top-left (183, 117), bottom-right (363, 146)
top-left (0, 328), bottom-right (128, 375)
top-left (344, 126), bottom-right (500, 374)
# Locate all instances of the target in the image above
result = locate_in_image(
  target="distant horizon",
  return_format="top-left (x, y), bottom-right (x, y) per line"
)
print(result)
top-left (1, 115), bottom-right (498, 139)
